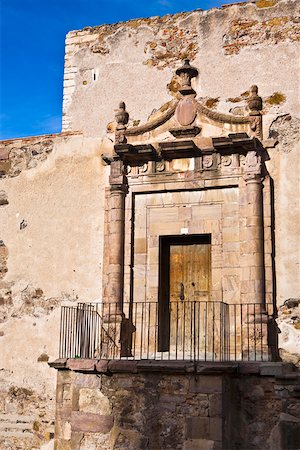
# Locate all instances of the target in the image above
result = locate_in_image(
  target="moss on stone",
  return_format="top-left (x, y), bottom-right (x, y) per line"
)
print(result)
top-left (205, 98), bottom-right (220, 109)
top-left (256, 0), bottom-right (277, 8)
top-left (266, 92), bottom-right (286, 105)
top-left (37, 353), bottom-right (49, 362)
top-left (167, 77), bottom-right (180, 95)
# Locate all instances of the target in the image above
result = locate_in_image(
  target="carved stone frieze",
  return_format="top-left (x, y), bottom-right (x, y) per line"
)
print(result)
top-left (221, 155), bottom-right (232, 167)
top-left (202, 155), bottom-right (213, 169)
top-left (155, 161), bottom-right (165, 172)
top-left (139, 163), bottom-right (148, 174)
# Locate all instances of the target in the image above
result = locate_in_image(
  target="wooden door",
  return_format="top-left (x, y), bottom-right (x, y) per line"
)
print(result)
top-left (169, 243), bottom-right (210, 303)
top-left (158, 235), bottom-right (211, 353)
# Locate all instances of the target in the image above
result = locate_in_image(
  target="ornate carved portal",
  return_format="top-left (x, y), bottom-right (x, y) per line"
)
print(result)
top-left (102, 60), bottom-right (272, 361)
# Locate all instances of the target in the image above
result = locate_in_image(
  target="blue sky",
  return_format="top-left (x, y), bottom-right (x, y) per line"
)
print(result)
top-left (0, 0), bottom-right (236, 140)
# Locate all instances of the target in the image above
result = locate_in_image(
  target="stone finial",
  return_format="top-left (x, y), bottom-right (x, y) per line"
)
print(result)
top-left (115, 102), bottom-right (129, 128)
top-left (175, 59), bottom-right (198, 96)
top-left (115, 101), bottom-right (129, 144)
top-left (247, 85), bottom-right (263, 139)
top-left (247, 85), bottom-right (263, 113)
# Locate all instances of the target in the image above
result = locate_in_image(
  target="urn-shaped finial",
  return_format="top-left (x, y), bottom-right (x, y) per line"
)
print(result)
top-left (115, 101), bottom-right (129, 128)
top-left (247, 85), bottom-right (263, 113)
top-left (175, 59), bottom-right (199, 96)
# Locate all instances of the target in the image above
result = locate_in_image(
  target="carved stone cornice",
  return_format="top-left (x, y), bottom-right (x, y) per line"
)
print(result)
top-left (114, 143), bottom-right (159, 164)
top-left (159, 140), bottom-right (200, 160)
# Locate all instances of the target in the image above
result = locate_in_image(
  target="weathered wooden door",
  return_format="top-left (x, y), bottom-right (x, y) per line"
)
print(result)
top-left (158, 235), bottom-right (211, 353)
top-left (169, 243), bottom-right (210, 303)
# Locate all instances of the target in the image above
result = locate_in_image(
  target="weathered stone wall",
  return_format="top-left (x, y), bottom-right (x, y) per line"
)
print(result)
top-left (52, 361), bottom-right (300, 450)
top-left (61, 0), bottom-right (300, 306)
top-left (0, 132), bottom-right (111, 448)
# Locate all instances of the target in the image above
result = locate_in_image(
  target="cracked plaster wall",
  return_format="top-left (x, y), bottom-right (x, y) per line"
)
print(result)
top-left (0, 133), bottom-right (110, 448)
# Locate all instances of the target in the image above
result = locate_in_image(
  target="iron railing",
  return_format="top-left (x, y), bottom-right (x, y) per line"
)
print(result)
top-left (59, 301), bottom-right (275, 361)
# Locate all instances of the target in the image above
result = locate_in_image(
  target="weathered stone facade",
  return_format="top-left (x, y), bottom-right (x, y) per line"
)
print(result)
top-left (0, 0), bottom-right (300, 448)
top-left (51, 360), bottom-right (300, 450)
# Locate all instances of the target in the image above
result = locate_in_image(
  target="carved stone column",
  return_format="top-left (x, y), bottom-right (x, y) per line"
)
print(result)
top-left (244, 172), bottom-right (265, 306)
top-left (243, 151), bottom-right (269, 360)
top-left (106, 158), bottom-right (127, 315)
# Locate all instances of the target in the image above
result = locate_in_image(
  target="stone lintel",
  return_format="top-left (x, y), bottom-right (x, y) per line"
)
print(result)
top-left (212, 134), bottom-right (255, 154)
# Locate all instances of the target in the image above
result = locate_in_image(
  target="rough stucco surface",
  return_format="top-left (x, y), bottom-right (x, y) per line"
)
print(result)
top-left (0, 0), bottom-right (300, 448)
top-left (0, 133), bottom-right (110, 448)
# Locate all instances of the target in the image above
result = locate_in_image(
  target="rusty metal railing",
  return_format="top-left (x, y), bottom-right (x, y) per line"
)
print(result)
top-left (59, 301), bottom-right (275, 361)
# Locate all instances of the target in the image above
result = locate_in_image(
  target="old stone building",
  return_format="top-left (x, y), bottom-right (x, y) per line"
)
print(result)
top-left (0, 0), bottom-right (300, 449)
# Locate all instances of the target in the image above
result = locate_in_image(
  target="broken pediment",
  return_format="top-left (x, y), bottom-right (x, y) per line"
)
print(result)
top-left (110, 59), bottom-right (263, 164)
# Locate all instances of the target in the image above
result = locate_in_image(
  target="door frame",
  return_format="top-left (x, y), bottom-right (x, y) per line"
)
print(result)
top-left (158, 233), bottom-right (211, 352)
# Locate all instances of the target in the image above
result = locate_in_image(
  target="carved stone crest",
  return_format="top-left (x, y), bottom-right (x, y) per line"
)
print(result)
top-left (175, 98), bottom-right (197, 127)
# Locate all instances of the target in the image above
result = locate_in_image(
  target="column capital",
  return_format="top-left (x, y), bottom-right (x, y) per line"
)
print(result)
top-left (243, 172), bottom-right (263, 184)
top-left (109, 158), bottom-right (128, 189)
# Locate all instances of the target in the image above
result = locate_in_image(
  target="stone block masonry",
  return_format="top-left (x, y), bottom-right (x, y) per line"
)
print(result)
top-left (50, 360), bottom-right (300, 450)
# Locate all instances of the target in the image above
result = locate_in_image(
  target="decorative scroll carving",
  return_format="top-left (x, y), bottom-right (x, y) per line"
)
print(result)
top-left (125, 101), bottom-right (178, 136)
top-left (109, 61), bottom-right (266, 144)
top-left (196, 103), bottom-right (250, 125)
